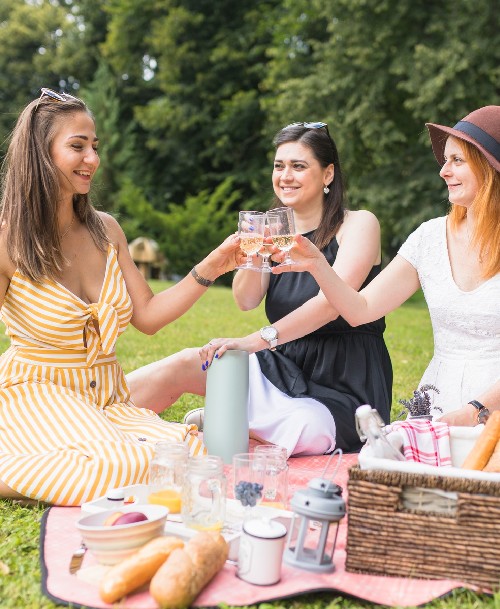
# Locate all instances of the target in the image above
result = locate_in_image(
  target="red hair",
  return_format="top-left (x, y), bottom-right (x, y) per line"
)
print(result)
top-left (448, 138), bottom-right (500, 279)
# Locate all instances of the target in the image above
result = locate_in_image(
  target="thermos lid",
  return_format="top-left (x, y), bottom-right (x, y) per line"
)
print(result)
top-left (243, 517), bottom-right (287, 539)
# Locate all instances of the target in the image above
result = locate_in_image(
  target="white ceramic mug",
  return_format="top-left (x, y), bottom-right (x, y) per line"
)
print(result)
top-left (237, 518), bottom-right (287, 585)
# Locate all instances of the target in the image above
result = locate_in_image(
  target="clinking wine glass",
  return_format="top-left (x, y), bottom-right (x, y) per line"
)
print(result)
top-left (259, 242), bottom-right (273, 273)
top-left (267, 207), bottom-right (297, 267)
top-left (236, 211), bottom-right (266, 271)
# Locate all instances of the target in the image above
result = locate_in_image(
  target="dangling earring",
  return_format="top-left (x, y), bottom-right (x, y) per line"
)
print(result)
top-left (323, 186), bottom-right (330, 194)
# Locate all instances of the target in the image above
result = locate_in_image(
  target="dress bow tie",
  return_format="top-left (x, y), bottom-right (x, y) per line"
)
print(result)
top-left (83, 302), bottom-right (119, 367)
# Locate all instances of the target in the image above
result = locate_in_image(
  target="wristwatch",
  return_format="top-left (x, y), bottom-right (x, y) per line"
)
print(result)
top-left (260, 326), bottom-right (279, 351)
top-left (468, 400), bottom-right (491, 425)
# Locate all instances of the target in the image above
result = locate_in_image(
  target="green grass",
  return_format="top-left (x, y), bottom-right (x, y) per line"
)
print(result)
top-left (0, 280), bottom-right (497, 608)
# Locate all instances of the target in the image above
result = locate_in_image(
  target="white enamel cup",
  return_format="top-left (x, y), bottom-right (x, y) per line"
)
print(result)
top-left (237, 517), bottom-right (287, 585)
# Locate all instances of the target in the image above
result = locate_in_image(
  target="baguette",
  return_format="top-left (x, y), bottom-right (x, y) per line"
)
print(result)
top-left (99, 536), bottom-right (184, 603)
top-left (461, 410), bottom-right (500, 470)
top-left (484, 438), bottom-right (500, 472)
top-left (150, 532), bottom-right (229, 609)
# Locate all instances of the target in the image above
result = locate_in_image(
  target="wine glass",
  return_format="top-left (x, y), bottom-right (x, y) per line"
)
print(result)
top-left (236, 211), bottom-right (266, 271)
top-left (267, 207), bottom-right (296, 267)
top-left (258, 243), bottom-right (273, 273)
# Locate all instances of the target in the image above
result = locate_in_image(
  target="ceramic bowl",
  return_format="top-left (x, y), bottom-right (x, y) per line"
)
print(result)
top-left (76, 504), bottom-right (169, 565)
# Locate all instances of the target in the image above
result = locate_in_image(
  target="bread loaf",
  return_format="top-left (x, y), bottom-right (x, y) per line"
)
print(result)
top-left (99, 536), bottom-right (184, 603)
top-left (461, 411), bottom-right (500, 470)
top-left (150, 532), bottom-right (229, 608)
top-left (484, 438), bottom-right (500, 472)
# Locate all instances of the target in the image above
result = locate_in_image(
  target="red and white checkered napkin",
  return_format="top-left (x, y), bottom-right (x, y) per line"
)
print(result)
top-left (393, 419), bottom-right (452, 466)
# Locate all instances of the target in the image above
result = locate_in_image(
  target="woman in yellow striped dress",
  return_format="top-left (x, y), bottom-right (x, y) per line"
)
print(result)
top-left (0, 89), bottom-right (244, 505)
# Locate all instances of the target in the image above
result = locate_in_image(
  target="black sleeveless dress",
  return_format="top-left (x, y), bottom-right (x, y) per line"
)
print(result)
top-left (255, 230), bottom-right (392, 453)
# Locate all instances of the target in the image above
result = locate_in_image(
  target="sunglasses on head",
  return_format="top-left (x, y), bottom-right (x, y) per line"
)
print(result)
top-left (285, 121), bottom-right (328, 130)
top-left (284, 121), bottom-right (334, 145)
top-left (35, 87), bottom-right (80, 110)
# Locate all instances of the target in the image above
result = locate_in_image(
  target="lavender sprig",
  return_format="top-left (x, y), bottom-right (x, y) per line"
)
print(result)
top-left (398, 384), bottom-right (442, 418)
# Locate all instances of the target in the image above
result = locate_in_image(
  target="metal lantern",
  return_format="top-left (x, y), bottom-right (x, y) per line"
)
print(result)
top-left (283, 467), bottom-right (346, 573)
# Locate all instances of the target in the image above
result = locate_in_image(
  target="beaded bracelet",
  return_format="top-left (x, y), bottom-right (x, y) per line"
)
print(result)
top-left (190, 266), bottom-right (214, 287)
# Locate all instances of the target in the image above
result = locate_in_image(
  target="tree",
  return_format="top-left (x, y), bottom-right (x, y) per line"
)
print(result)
top-left (116, 176), bottom-right (238, 282)
top-left (1, 0), bottom-right (498, 268)
top-left (264, 0), bottom-right (500, 254)
top-left (0, 0), bottom-right (110, 151)
top-left (160, 178), bottom-right (239, 280)
top-left (0, 0), bottom-right (73, 144)
top-left (101, 0), bottom-right (280, 210)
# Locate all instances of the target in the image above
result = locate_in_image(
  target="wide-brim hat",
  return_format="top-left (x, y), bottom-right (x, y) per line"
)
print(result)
top-left (426, 105), bottom-right (500, 172)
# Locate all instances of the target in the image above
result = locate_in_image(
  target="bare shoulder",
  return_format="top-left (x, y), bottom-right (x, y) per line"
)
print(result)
top-left (96, 211), bottom-right (127, 250)
top-left (344, 209), bottom-right (380, 229)
top-left (97, 210), bottom-right (122, 234)
top-left (339, 209), bottom-right (380, 240)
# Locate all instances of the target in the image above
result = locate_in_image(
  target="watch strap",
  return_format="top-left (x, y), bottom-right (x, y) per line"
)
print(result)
top-left (468, 400), bottom-right (491, 424)
top-left (268, 337), bottom-right (278, 350)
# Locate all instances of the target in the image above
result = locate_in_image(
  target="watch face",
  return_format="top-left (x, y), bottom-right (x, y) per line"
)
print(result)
top-left (261, 326), bottom-right (278, 341)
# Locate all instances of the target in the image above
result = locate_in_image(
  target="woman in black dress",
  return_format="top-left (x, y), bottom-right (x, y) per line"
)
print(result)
top-left (128, 123), bottom-right (392, 455)
top-left (197, 123), bottom-right (392, 455)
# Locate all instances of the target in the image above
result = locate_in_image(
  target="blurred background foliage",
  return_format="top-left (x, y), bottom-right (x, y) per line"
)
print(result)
top-left (0, 0), bottom-right (498, 274)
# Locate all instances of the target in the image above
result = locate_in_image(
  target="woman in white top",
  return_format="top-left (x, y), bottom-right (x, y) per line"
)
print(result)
top-left (271, 106), bottom-right (500, 427)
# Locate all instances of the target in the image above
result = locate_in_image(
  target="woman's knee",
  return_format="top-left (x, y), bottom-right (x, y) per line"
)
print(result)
top-left (127, 347), bottom-right (203, 410)
top-left (129, 347), bottom-right (198, 384)
top-left (174, 347), bottom-right (201, 370)
top-left (290, 409), bottom-right (336, 456)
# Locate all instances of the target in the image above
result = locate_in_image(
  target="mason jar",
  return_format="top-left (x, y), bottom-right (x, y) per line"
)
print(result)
top-left (182, 455), bottom-right (227, 531)
top-left (148, 441), bottom-right (189, 513)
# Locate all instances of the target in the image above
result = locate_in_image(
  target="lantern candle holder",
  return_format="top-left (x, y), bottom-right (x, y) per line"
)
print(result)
top-left (283, 449), bottom-right (346, 573)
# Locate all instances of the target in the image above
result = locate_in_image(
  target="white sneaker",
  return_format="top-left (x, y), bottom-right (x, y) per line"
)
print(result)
top-left (183, 407), bottom-right (204, 431)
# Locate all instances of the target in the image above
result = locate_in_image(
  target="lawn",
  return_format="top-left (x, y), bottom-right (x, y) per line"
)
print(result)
top-left (0, 280), bottom-right (497, 608)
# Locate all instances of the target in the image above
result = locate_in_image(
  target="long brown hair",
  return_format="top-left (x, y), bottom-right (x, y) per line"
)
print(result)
top-left (271, 124), bottom-right (347, 250)
top-left (0, 93), bottom-right (109, 282)
top-left (448, 138), bottom-right (500, 279)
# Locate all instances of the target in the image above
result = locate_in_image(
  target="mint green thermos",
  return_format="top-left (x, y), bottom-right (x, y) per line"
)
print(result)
top-left (204, 349), bottom-right (249, 464)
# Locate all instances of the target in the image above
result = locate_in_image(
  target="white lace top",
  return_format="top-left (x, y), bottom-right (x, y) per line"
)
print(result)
top-left (398, 216), bottom-right (500, 415)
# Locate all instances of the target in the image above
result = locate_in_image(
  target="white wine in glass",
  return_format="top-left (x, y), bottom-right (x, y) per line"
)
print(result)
top-left (236, 211), bottom-right (266, 270)
top-left (267, 207), bottom-right (296, 266)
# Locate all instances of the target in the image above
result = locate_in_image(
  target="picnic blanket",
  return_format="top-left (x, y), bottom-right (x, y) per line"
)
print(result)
top-left (40, 451), bottom-right (478, 609)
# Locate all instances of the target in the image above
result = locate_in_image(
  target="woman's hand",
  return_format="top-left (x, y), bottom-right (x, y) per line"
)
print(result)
top-left (198, 335), bottom-right (258, 370)
top-left (437, 403), bottom-right (477, 426)
top-left (198, 233), bottom-right (245, 280)
top-left (271, 233), bottom-right (324, 274)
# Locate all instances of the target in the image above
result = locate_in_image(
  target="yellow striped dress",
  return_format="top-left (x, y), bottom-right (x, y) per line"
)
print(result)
top-left (0, 245), bottom-right (205, 505)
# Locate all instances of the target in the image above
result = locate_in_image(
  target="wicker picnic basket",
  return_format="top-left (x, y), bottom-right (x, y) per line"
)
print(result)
top-left (345, 465), bottom-right (500, 590)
